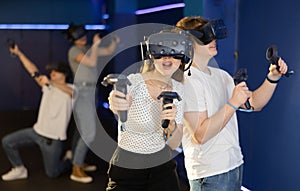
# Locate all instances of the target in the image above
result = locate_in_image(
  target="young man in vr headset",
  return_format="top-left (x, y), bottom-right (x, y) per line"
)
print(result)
top-left (176, 16), bottom-right (289, 191)
top-left (106, 28), bottom-right (193, 191)
top-left (65, 24), bottom-right (120, 183)
top-left (2, 44), bottom-right (73, 181)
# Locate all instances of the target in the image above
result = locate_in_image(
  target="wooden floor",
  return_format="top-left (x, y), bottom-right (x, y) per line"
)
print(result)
top-left (0, 110), bottom-right (189, 191)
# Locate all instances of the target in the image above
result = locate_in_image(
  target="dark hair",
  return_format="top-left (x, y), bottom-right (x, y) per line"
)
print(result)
top-left (45, 62), bottom-right (71, 77)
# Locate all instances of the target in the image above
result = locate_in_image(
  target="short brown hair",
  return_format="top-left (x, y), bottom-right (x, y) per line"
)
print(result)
top-left (176, 16), bottom-right (209, 31)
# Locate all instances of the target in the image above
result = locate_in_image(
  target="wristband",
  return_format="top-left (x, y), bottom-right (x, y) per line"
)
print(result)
top-left (31, 72), bottom-right (40, 78)
top-left (266, 75), bottom-right (281, 84)
top-left (227, 101), bottom-right (238, 110)
top-left (164, 122), bottom-right (178, 143)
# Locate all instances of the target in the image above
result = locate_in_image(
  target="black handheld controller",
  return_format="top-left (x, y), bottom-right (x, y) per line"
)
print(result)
top-left (101, 74), bottom-right (131, 123)
top-left (5, 38), bottom-right (17, 58)
top-left (31, 72), bottom-right (50, 87)
top-left (5, 38), bottom-right (15, 49)
top-left (266, 45), bottom-right (294, 77)
top-left (233, 68), bottom-right (252, 110)
top-left (157, 91), bottom-right (182, 128)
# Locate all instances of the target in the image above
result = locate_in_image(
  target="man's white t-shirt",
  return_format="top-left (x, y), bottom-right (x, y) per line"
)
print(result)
top-left (183, 66), bottom-right (244, 180)
top-left (33, 84), bottom-right (73, 141)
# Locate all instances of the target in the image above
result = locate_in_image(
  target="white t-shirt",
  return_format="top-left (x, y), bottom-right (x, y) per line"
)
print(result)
top-left (33, 84), bottom-right (73, 141)
top-left (118, 73), bottom-right (184, 154)
top-left (182, 66), bottom-right (244, 180)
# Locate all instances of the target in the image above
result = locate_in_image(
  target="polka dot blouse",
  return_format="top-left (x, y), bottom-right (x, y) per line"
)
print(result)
top-left (117, 73), bottom-right (184, 154)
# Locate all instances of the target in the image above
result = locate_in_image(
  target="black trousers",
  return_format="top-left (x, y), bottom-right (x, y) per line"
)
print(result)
top-left (106, 146), bottom-right (181, 191)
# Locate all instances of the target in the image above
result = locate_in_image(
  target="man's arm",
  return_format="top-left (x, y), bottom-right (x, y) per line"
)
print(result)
top-left (9, 45), bottom-right (48, 87)
top-left (97, 35), bottom-right (120, 56)
top-left (52, 82), bottom-right (73, 97)
top-left (185, 103), bottom-right (236, 144)
top-left (73, 35), bottom-right (119, 67)
top-left (250, 58), bottom-right (288, 111)
top-left (186, 82), bottom-right (251, 144)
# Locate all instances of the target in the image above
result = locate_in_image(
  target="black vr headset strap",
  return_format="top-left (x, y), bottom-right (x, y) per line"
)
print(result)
top-left (188, 19), bottom-right (228, 45)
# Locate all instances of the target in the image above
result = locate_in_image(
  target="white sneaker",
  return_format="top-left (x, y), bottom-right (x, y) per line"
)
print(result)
top-left (2, 166), bottom-right (28, 181)
top-left (70, 174), bottom-right (93, 183)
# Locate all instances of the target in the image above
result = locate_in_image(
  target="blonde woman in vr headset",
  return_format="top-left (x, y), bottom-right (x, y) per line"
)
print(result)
top-left (106, 29), bottom-right (193, 191)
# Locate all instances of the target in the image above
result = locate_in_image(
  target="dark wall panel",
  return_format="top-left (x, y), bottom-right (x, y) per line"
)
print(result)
top-left (184, 0), bottom-right (300, 190)
top-left (0, 0), bottom-right (104, 24)
top-left (238, 1), bottom-right (300, 190)
top-left (0, 30), bottom-right (71, 110)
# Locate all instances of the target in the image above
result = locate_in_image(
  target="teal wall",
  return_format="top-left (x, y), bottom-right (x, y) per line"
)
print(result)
top-left (183, 0), bottom-right (203, 16)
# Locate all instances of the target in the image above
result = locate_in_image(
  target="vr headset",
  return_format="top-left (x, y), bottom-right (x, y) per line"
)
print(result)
top-left (189, 19), bottom-right (227, 45)
top-left (140, 28), bottom-right (194, 71)
top-left (65, 24), bottom-right (87, 42)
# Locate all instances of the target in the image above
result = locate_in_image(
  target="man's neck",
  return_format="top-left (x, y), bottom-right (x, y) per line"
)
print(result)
top-left (51, 80), bottom-right (67, 86)
top-left (192, 57), bottom-right (211, 75)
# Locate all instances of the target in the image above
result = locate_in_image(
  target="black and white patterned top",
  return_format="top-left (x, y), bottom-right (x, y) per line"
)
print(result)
top-left (117, 73), bottom-right (184, 154)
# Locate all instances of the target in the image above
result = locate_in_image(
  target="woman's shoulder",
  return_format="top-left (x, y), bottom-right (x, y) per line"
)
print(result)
top-left (128, 73), bottom-right (143, 83)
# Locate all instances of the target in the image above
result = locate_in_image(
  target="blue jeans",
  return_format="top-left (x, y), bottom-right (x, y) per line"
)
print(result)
top-left (189, 165), bottom-right (243, 191)
top-left (2, 128), bottom-right (70, 178)
top-left (72, 86), bottom-right (97, 165)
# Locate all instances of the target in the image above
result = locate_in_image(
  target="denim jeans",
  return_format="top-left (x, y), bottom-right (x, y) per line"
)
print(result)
top-left (72, 86), bottom-right (97, 165)
top-left (189, 165), bottom-right (243, 191)
top-left (2, 128), bottom-right (70, 178)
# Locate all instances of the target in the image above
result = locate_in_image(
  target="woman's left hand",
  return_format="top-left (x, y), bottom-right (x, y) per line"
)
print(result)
top-left (161, 103), bottom-right (177, 122)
